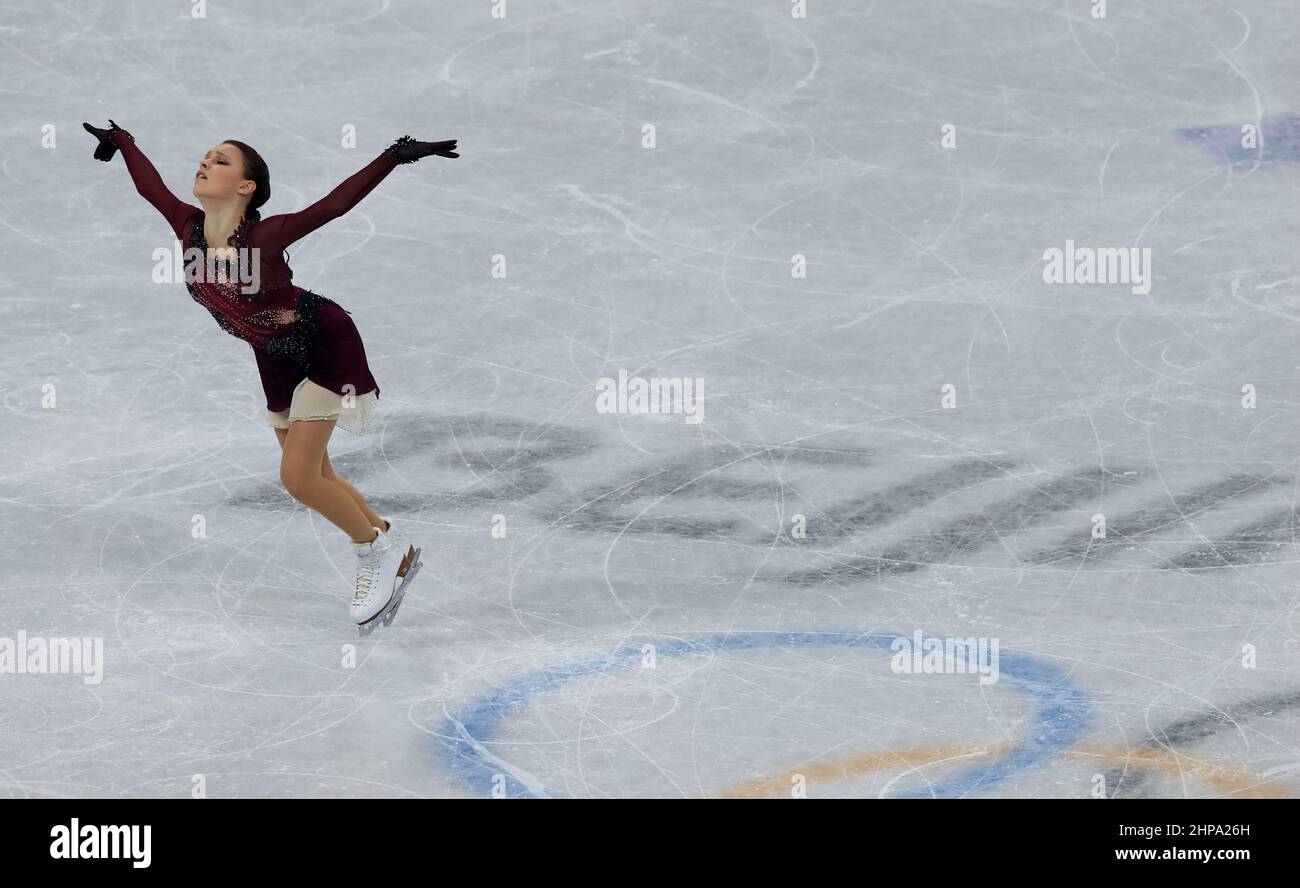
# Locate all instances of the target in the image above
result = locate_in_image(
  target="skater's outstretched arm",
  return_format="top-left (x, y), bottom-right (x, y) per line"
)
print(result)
top-left (83, 120), bottom-right (200, 240)
top-left (257, 135), bottom-right (458, 249)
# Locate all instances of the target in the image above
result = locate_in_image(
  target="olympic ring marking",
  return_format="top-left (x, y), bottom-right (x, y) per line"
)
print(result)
top-left (1069, 745), bottom-right (1293, 799)
top-left (716, 743), bottom-right (1294, 799)
top-left (434, 631), bottom-right (1088, 799)
top-left (715, 742), bottom-right (1013, 799)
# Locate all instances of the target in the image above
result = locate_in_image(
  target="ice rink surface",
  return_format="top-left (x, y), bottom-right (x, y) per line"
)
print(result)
top-left (2, 0), bottom-right (1298, 798)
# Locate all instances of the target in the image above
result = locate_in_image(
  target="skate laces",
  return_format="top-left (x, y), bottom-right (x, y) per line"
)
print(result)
top-left (353, 536), bottom-right (386, 605)
top-left (354, 566), bottom-right (376, 605)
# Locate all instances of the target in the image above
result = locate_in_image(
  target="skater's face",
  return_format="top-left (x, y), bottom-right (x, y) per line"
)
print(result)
top-left (193, 143), bottom-right (256, 208)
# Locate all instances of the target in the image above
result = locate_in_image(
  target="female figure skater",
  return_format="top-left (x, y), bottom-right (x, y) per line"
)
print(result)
top-left (82, 119), bottom-right (458, 634)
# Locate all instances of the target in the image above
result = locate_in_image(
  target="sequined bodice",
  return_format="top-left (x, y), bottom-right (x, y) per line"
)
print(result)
top-left (190, 216), bottom-right (255, 291)
top-left (184, 215), bottom-right (306, 353)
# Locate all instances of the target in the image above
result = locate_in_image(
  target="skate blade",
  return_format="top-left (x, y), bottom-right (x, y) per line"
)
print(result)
top-left (357, 547), bottom-right (423, 637)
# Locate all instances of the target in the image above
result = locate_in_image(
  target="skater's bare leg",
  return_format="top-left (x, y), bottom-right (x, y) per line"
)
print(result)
top-left (274, 428), bottom-right (386, 532)
top-left (320, 450), bottom-right (386, 532)
top-left (278, 419), bottom-right (376, 543)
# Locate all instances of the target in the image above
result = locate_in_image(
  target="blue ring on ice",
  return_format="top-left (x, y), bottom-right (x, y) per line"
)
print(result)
top-left (434, 631), bottom-right (1087, 798)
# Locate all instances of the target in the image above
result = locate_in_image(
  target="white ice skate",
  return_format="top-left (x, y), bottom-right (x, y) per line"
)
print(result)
top-left (378, 515), bottom-right (412, 554)
top-left (379, 515), bottom-right (422, 590)
top-left (351, 524), bottom-right (422, 636)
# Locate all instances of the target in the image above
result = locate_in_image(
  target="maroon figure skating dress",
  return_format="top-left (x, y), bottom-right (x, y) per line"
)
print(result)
top-left (105, 124), bottom-right (406, 433)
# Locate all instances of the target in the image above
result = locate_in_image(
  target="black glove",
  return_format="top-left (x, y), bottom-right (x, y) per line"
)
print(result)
top-left (83, 119), bottom-right (127, 162)
top-left (386, 135), bottom-right (459, 164)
